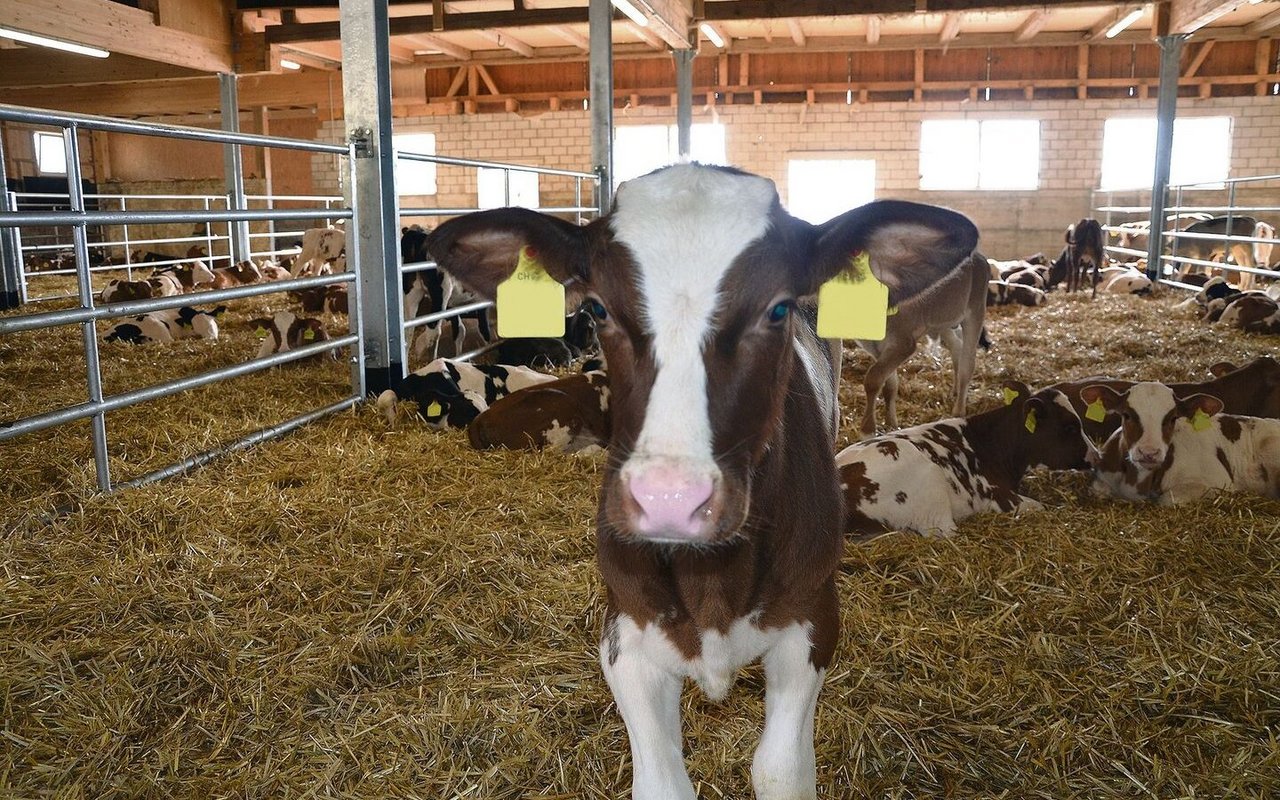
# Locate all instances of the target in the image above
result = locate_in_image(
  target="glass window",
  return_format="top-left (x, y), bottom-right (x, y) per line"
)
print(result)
top-left (478, 167), bottom-right (540, 209)
top-left (34, 131), bottom-right (67, 175)
top-left (919, 119), bottom-right (1040, 190)
top-left (1100, 116), bottom-right (1232, 190)
top-left (393, 132), bottom-right (437, 196)
top-left (614, 123), bottom-right (727, 186)
top-left (787, 159), bottom-right (876, 224)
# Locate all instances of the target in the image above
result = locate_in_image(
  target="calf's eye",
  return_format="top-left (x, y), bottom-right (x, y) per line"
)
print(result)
top-left (767, 302), bottom-right (791, 325)
top-left (587, 299), bottom-right (608, 320)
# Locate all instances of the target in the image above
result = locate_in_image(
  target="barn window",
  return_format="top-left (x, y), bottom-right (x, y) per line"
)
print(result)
top-left (613, 123), bottom-right (727, 186)
top-left (393, 132), bottom-right (437, 196)
top-left (477, 167), bottom-right (540, 209)
top-left (919, 119), bottom-right (1040, 191)
top-left (34, 131), bottom-right (67, 175)
top-left (786, 157), bottom-right (876, 224)
top-left (1099, 116), bottom-right (1231, 191)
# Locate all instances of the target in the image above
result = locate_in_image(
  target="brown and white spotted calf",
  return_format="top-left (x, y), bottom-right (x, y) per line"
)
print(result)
top-left (467, 370), bottom-right (611, 453)
top-left (247, 311), bottom-right (332, 360)
top-left (427, 163), bottom-right (978, 800)
top-left (836, 381), bottom-right (1096, 538)
top-left (1085, 381), bottom-right (1280, 505)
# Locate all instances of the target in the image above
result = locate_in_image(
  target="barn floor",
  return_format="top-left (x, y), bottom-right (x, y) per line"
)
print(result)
top-left (2, 288), bottom-right (1279, 798)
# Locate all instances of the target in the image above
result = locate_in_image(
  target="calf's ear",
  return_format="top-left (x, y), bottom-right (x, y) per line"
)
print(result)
top-left (1000, 379), bottom-right (1033, 406)
top-left (804, 200), bottom-right (980, 306)
top-left (1177, 393), bottom-right (1224, 419)
top-left (1080, 384), bottom-right (1124, 413)
top-left (1206, 361), bottom-right (1238, 378)
top-left (427, 208), bottom-right (592, 304)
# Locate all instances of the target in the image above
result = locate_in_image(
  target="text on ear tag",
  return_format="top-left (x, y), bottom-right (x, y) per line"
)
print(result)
top-left (1003, 387), bottom-right (1020, 406)
top-left (497, 245), bottom-right (566, 338)
top-left (816, 250), bottom-right (889, 341)
top-left (1085, 398), bottom-right (1107, 423)
top-left (1192, 409), bottom-right (1212, 431)
top-left (1024, 409), bottom-right (1037, 434)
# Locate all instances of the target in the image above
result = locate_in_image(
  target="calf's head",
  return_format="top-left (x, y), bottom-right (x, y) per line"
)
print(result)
top-left (429, 164), bottom-right (977, 545)
top-left (1081, 381), bottom-right (1223, 471)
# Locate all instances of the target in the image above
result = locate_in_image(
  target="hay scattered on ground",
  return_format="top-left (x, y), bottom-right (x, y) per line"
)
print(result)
top-left (2, 287), bottom-right (1279, 798)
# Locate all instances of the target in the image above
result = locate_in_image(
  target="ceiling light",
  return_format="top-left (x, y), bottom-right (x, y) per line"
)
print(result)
top-left (0, 26), bottom-right (108, 58)
top-left (1105, 8), bottom-right (1143, 39)
top-left (611, 0), bottom-right (648, 28)
top-left (700, 23), bottom-right (725, 48)
top-left (280, 58), bottom-right (302, 70)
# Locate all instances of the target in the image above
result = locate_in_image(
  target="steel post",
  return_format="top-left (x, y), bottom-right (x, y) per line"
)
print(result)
top-left (590, 0), bottom-right (614, 212)
top-left (341, 0), bottom-right (405, 394)
top-left (0, 132), bottom-right (20, 310)
top-left (1145, 34), bottom-right (1186, 281)
top-left (675, 49), bottom-right (695, 160)
top-left (220, 74), bottom-right (252, 263)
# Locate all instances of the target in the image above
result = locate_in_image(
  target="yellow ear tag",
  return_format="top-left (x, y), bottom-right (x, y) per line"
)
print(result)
top-left (1024, 409), bottom-right (1037, 434)
top-left (496, 246), bottom-right (565, 338)
top-left (302, 328), bottom-right (315, 341)
top-left (816, 250), bottom-right (889, 341)
top-left (426, 400), bottom-right (443, 418)
top-left (254, 326), bottom-right (267, 338)
top-left (1003, 387), bottom-right (1020, 406)
top-left (1192, 409), bottom-right (1212, 432)
top-left (1085, 398), bottom-right (1107, 423)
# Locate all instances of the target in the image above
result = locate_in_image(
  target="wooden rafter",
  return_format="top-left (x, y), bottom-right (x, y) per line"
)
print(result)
top-left (1183, 40), bottom-right (1215, 77)
top-left (787, 19), bottom-right (806, 47)
top-left (1245, 9), bottom-right (1280, 35)
top-left (940, 13), bottom-right (962, 43)
top-left (866, 16), bottom-right (881, 45)
top-left (547, 25), bottom-right (590, 51)
top-left (1171, 0), bottom-right (1251, 35)
top-left (474, 29), bottom-right (534, 58)
top-left (403, 33), bottom-right (471, 61)
top-left (1014, 9), bottom-right (1050, 43)
top-left (1087, 5), bottom-right (1142, 41)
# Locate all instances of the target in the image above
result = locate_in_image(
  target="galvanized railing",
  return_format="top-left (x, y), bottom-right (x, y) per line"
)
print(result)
top-left (394, 149), bottom-right (599, 363)
top-left (0, 102), bottom-right (363, 496)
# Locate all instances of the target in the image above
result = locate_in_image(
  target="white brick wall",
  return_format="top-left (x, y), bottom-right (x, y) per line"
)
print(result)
top-left (313, 95), bottom-right (1280, 257)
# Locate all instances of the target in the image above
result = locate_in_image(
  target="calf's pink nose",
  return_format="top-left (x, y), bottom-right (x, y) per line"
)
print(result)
top-left (627, 466), bottom-right (715, 539)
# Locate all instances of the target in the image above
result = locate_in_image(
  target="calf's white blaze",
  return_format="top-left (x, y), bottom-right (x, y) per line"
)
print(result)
top-left (610, 166), bottom-right (776, 472)
top-left (1123, 382), bottom-right (1178, 464)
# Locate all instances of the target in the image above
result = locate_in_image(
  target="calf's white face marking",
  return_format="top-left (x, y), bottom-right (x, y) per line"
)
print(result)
top-left (609, 166), bottom-right (776, 474)
top-left (1120, 382), bottom-right (1180, 469)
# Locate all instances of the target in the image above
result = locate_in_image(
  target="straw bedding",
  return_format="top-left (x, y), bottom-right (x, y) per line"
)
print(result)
top-left (2, 286), bottom-right (1278, 798)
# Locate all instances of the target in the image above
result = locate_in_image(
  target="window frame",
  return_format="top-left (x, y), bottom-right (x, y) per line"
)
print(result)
top-left (33, 131), bottom-right (68, 176)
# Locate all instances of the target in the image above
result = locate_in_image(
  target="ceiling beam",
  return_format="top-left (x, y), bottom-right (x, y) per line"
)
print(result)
top-left (631, 0), bottom-right (693, 49)
top-left (266, 8), bottom-right (592, 43)
top-left (474, 28), bottom-right (535, 58)
top-left (0, 51), bottom-right (200, 88)
top-left (629, 21), bottom-right (668, 50)
top-left (403, 33), bottom-right (471, 61)
top-left (1014, 9), bottom-right (1050, 43)
top-left (0, 0), bottom-right (232, 73)
top-left (1183, 40), bottom-right (1215, 77)
top-left (866, 16), bottom-right (881, 46)
top-left (1086, 5), bottom-right (1142, 41)
top-left (939, 13), bottom-right (962, 43)
top-left (1245, 9), bottom-right (1280, 35)
top-left (703, 0), bottom-right (1102, 23)
top-left (1171, 0), bottom-right (1252, 34)
top-left (547, 25), bottom-right (590, 51)
top-left (787, 19), bottom-right (807, 47)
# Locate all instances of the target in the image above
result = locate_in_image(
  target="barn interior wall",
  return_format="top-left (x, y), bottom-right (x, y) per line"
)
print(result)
top-left (313, 95), bottom-right (1280, 258)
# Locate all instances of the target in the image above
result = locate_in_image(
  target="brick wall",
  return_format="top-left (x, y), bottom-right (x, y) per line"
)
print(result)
top-left (313, 95), bottom-right (1280, 258)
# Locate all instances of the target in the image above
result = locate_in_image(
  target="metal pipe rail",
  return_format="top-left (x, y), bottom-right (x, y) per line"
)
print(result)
top-left (396, 150), bottom-right (597, 179)
top-left (1158, 254), bottom-right (1277, 277)
top-left (401, 205), bottom-right (598, 217)
top-left (0, 272), bottom-right (352, 334)
top-left (1, 207), bottom-right (350, 228)
top-left (1163, 229), bottom-right (1277, 246)
top-left (0, 333), bottom-right (358, 441)
top-left (404, 299), bottom-right (494, 332)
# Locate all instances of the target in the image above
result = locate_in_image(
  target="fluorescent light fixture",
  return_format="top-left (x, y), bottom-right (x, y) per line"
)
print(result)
top-left (611, 0), bottom-right (648, 27)
top-left (280, 58), bottom-right (302, 70)
top-left (1105, 8), bottom-right (1143, 39)
top-left (0, 25), bottom-right (109, 58)
top-left (700, 23), bottom-right (725, 48)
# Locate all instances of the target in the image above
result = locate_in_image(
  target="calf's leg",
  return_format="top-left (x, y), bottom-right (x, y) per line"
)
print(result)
top-left (859, 336), bottom-right (916, 437)
top-left (752, 623), bottom-right (826, 800)
top-left (601, 619), bottom-right (696, 800)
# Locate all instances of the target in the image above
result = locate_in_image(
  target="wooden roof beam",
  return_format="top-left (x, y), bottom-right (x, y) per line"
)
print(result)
top-left (1183, 39), bottom-right (1215, 77)
top-left (787, 19), bottom-right (807, 47)
top-left (1245, 9), bottom-right (1280, 35)
top-left (939, 13), bottom-right (962, 43)
top-left (547, 25), bottom-right (590, 51)
top-left (1087, 5), bottom-right (1143, 41)
top-left (402, 33), bottom-right (472, 61)
top-left (1171, 0), bottom-right (1252, 34)
top-left (1014, 9), bottom-right (1050, 43)
top-left (866, 16), bottom-right (881, 46)
top-left (629, 21), bottom-right (668, 50)
top-left (474, 28), bottom-right (535, 57)
top-left (630, 0), bottom-right (693, 49)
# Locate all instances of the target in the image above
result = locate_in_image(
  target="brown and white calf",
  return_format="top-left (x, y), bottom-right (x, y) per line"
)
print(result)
top-left (1219, 293), bottom-right (1280, 334)
top-left (211, 260), bottom-right (263, 289)
top-left (855, 250), bottom-right (989, 437)
top-left (289, 226), bottom-right (346, 277)
top-left (1085, 381), bottom-right (1280, 505)
top-left (427, 163), bottom-right (978, 799)
top-left (836, 381), bottom-right (1096, 538)
top-left (467, 370), bottom-right (611, 453)
top-left (247, 311), bottom-right (333, 360)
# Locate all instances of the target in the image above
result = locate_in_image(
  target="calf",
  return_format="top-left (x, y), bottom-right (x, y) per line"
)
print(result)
top-left (247, 311), bottom-right (333, 360)
top-left (426, 163), bottom-right (978, 799)
top-left (211, 260), bottom-right (262, 289)
top-left (152, 260), bottom-right (216, 292)
top-left (289, 226), bottom-right (346, 277)
top-left (1048, 218), bottom-right (1105, 296)
top-left (375, 358), bottom-right (558, 428)
top-left (856, 250), bottom-right (988, 437)
top-left (1172, 215), bottom-right (1258, 271)
top-left (401, 225), bottom-right (494, 361)
top-left (1049, 355), bottom-right (1280, 442)
top-left (102, 305), bottom-right (225, 344)
top-left (1097, 266), bottom-right (1153, 295)
top-left (468, 370), bottom-right (611, 453)
top-left (1220, 293), bottom-right (1280, 334)
top-left (1086, 381), bottom-right (1280, 505)
top-left (100, 278), bottom-right (171, 304)
top-left (836, 381), bottom-right (1096, 537)
top-left (987, 279), bottom-right (1047, 307)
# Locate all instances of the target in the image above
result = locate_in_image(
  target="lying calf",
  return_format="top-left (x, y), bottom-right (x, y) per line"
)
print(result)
top-left (376, 358), bottom-right (558, 428)
top-left (247, 310), bottom-right (333, 360)
top-left (836, 381), bottom-right (1096, 537)
top-left (1086, 381), bottom-right (1280, 505)
top-left (988, 279), bottom-right (1047, 307)
top-left (467, 370), bottom-right (610, 453)
top-left (103, 305), bottom-right (226, 344)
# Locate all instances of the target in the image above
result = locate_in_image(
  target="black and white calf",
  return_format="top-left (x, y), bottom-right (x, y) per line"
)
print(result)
top-left (426, 163), bottom-right (979, 799)
top-left (103, 305), bottom-right (226, 344)
top-left (375, 358), bottom-right (558, 428)
top-left (836, 381), bottom-right (1096, 537)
